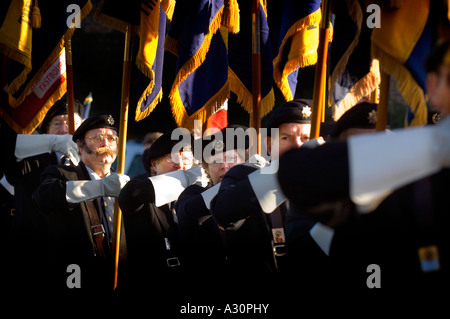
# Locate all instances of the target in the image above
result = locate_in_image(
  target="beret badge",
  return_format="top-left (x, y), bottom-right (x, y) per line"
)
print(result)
top-left (107, 114), bottom-right (115, 126)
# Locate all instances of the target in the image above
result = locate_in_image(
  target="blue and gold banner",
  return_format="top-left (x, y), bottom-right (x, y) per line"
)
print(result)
top-left (270, 0), bottom-right (321, 102)
top-left (95, 0), bottom-right (175, 122)
top-left (371, 0), bottom-right (431, 127)
top-left (165, 0), bottom-right (238, 130)
top-left (329, 0), bottom-right (380, 121)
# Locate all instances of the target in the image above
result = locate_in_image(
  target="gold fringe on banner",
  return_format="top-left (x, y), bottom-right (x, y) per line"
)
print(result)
top-left (222, 0), bottom-right (240, 33)
top-left (372, 45), bottom-right (427, 126)
top-left (273, 9), bottom-right (321, 101)
top-left (7, 0), bottom-right (92, 108)
top-left (171, 82), bottom-right (230, 132)
top-left (169, 5), bottom-right (227, 130)
top-left (332, 59), bottom-right (381, 120)
top-left (135, 88), bottom-right (163, 121)
top-left (328, 0), bottom-right (362, 110)
top-left (228, 68), bottom-right (275, 119)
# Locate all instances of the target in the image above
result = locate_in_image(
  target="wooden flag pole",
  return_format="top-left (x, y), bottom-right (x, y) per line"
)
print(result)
top-left (112, 24), bottom-right (132, 290)
top-left (310, 0), bottom-right (331, 139)
top-left (376, 71), bottom-right (389, 131)
top-left (65, 33), bottom-right (75, 134)
top-left (252, 0), bottom-right (261, 154)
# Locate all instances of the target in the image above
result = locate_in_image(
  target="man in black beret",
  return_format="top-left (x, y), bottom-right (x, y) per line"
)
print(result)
top-left (265, 99), bottom-right (313, 158)
top-left (209, 100), bottom-right (316, 277)
top-left (329, 102), bottom-right (378, 140)
top-left (40, 98), bottom-right (84, 135)
top-left (33, 113), bottom-right (130, 292)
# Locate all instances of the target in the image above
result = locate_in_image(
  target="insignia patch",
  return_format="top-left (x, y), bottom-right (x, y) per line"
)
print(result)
top-left (302, 106), bottom-right (312, 119)
top-left (212, 140), bottom-right (224, 151)
top-left (418, 245), bottom-right (440, 272)
top-left (367, 109), bottom-right (377, 124)
top-left (107, 115), bottom-right (115, 126)
top-left (432, 113), bottom-right (440, 124)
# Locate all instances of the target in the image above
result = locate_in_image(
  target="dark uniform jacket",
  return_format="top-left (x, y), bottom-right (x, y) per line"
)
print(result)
top-left (211, 165), bottom-right (277, 273)
top-left (175, 184), bottom-right (227, 273)
top-left (32, 161), bottom-right (126, 291)
top-left (1, 123), bottom-right (55, 289)
top-left (278, 142), bottom-right (449, 304)
top-left (118, 173), bottom-right (182, 289)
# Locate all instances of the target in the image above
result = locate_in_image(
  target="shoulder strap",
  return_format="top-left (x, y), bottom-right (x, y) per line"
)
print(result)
top-left (74, 164), bottom-right (107, 259)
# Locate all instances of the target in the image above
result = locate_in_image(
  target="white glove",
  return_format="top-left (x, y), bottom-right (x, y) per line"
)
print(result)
top-left (15, 134), bottom-right (79, 165)
top-left (245, 154), bottom-right (269, 169)
top-left (201, 183), bottom-right (221, 209)
top-left (302, 137), bottom-right (326, 149)
top-left (182, 164), bottom-right (206, 187)
top-left (248, 160), bottom-right (287, 213)
top-left (433, 115), bottom-right (450, 167)
top-left (150, 164), bottom-right (206, 207)
top-left (349, 115), bottom-right (450, 213)
top-left (66, 173), bottom-right (130, 203)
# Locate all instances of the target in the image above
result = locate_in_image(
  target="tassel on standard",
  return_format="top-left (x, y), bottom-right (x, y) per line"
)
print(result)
top-left (32, 0), bottom-right (41, 29)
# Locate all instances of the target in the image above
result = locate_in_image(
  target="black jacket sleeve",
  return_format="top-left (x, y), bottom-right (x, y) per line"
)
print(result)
top-left (210, 165), bottom-right (262, 228)
top-left (175, 184), bottom-right (209, 224)
top-left (277, 141), bottom-right (350, 209)
top-left (118, 173), bottom-right (156, 214)
top-left (32, 165), bottom-right (74, 215)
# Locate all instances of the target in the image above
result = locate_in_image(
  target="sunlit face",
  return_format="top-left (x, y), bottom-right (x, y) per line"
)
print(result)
top-left (206, 149), bottom-right (245, 185)
top-left (267, 122), bottom-right (311, 158)
top-left (46, 114), bottom-right (82, 135)
top-left (79, 128), bottom-right (118, 169)
top-left (152, 151), bottom-right (193, 175)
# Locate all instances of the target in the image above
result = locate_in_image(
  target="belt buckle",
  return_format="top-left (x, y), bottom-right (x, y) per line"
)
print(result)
top-left (273, 244), bottom-right (286, 257)
top-left (91, 224), bottom-right (106, 236)
top-left (166, 257), bottom-right (181, 268)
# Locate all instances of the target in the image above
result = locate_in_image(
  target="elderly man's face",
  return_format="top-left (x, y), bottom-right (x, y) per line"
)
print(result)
top-left (79, 128), bottom-right (119, 167)
top-left (47, 114), bottom-right (82, 135)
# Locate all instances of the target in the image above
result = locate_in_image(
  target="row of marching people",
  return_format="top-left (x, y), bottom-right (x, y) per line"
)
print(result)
top-left (1, 41), bottom-right (449, 311)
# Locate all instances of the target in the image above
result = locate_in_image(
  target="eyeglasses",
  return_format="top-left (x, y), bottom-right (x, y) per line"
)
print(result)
top-left (209, 155), bottom-right (241, 167)
top-left (86, 134), bottom-right (119, 145)
top-left (163, 152), bottom-right (193, 165)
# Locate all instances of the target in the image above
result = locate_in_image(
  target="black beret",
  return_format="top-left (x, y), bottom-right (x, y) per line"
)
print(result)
top-left (72, 113), bottom-right (118, 142)
top-left (41, 98), bottom-right (84, 133)
top-left (192, 125), bottom-right (250, 161)
top-left (330, 102), bottom-right (378, 138)
top-left (147, 130), bottom-right (193, 162)
top-left (265, 99), bottom-right (312, 136)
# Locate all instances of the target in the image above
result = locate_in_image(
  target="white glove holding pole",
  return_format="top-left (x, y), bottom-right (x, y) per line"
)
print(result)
top-left (150, 164), bottom-right (206, 207)
top-left (248, 159), bottom-right (287, 213)
top-left (15, 134), bottom-right (79, 165)
top-left (349, 115), bottom-right (450, 213)
top-left (66, 173), bottom-right (130, 203)
top-left (245, 154), bottom-right (269, 169)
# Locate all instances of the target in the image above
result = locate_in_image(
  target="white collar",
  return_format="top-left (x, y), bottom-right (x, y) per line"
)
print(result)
top-left (85, 164), bottom-right (110, 180)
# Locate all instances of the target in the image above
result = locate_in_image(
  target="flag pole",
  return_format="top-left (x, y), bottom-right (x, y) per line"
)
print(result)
top-left (252, 0), bottom-right (261, 154)
top-left (65, 33), bottom-right (75, 134)
top-left (112, 24), bottom-right (132, 290)
top-left (310, 0), bottom-right (331, 139)
top-left (376, 71), bottom-right (389, 131)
